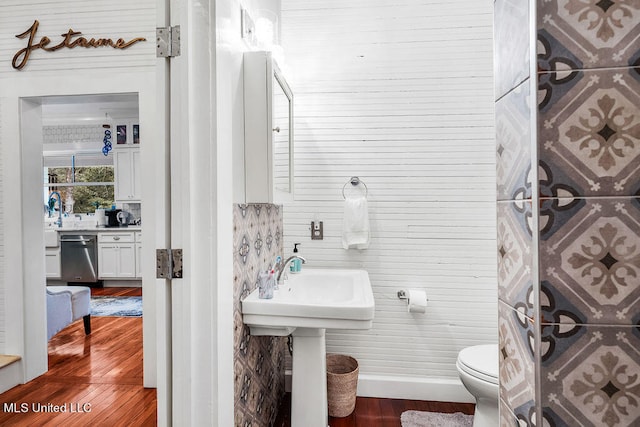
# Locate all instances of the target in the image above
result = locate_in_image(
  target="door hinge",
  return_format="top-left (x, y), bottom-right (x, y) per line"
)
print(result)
top-left (156, 249), bottom-right (183, 279)
top-left (156, 26), bottom-right (181, 58)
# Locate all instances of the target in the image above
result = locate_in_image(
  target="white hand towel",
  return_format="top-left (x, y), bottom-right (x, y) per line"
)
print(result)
top-left (342, 196), bottom-right (370, 249)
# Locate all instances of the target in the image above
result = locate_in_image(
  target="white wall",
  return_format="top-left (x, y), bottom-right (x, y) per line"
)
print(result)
top-left (0, 2), bottom-right (155, 76)
top-left (281, 0), bottom-right (496, 401)
top-left (0, 102), bottom-right (5, 353)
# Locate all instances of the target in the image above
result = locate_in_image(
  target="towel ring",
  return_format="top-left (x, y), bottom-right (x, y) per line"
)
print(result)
top-left (342, 176), bottom-right (368, 199)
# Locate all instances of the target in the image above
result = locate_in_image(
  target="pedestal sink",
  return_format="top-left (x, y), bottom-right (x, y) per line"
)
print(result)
top-left (241, 268), bottom-right (375, 427)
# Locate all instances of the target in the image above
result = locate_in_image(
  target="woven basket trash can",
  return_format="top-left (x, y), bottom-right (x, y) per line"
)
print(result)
top-left (326, 354), bottom-right (359, 417)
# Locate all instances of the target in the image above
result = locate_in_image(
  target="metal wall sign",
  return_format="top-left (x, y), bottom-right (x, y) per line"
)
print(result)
top-left (12, 20), bottom-right (147, 70)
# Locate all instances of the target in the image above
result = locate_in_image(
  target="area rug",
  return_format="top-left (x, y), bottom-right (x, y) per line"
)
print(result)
top-left (90, 296), bottom-right (142, 317)
top-left (401, 410), bottom-right (473, 427)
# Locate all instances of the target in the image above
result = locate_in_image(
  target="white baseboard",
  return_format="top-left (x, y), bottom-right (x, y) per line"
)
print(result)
top-left (0, 360), bottom-right (23, 394)
top-left (356, 374), bottom-right (474, 403)
top-left (285, 371), bottom-right (474, 403)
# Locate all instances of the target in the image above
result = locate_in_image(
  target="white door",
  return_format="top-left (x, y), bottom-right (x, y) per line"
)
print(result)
top-left (156, 0), bottom-right (234, 425)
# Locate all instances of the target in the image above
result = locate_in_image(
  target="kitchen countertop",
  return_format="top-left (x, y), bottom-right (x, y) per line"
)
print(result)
top-left (44, 226), bottom-right (142, 249)
top-left (46, 226), bottom-right (142, 232)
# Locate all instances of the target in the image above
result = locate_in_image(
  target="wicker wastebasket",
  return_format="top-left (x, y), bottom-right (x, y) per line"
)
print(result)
top-left (326, 354), bottom-right (359, 417)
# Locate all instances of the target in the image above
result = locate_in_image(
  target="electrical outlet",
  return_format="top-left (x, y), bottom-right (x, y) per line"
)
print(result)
top-left (311, 221), bottom-right (323, 240)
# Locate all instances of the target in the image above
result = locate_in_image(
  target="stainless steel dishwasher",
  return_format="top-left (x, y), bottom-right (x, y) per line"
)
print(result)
top-left (60, 234), bottom-right (99, 284)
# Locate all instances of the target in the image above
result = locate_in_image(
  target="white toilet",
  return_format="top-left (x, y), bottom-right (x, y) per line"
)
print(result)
top-left (456, 344), bottom-right (499, 427)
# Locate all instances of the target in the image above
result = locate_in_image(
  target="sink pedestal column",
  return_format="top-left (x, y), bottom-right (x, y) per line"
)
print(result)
top-left (291, 327), bottom-right (328, 427)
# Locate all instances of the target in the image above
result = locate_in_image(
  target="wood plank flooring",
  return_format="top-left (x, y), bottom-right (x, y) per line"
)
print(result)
top-left (91, 286), bottom-right (142, 297)
top-left (0, 287), bottom-right (155, 426)
top-left (2, 286), bottom-right (472, 426)
top-left (274, 393), bottom-right (475, 427)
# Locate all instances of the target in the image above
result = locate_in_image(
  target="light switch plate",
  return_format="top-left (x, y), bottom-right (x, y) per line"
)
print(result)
top-left (311, 221), bottom-right (323, 240)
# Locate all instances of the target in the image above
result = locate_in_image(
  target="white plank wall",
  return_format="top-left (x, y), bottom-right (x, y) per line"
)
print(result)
top-left (0, 0), bottom-right (156, 76)
top-left (281, 0), bottom-right (496, 392)
top-left (0, 102), bottom-right (4, 352)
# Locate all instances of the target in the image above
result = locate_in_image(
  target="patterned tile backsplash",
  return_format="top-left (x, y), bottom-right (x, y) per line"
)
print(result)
top-left (497, 201), bottom-right (533, 312)
top-left (496, 80), bottom-right (532, 201)
top-left (541, 325), bottom-right (640, 427)
top-left (538, 1), bottom-right (640, 71)
top-left (498, 301), bottom-right (536, 426)
top-left (494, 0), bottom-right (530, 100)
top-left (498, 0), bottom-right (640, 425)
top-left (43, 125), bottom-right (104, 144)
top-left (540, 198), bottom-right (640, 326)
top-left (538, 68), bottom-right (640, 198)
top-left (233, 204), bottom-right (285, 427)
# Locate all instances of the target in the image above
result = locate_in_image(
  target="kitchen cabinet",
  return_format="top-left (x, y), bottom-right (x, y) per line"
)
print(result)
top-left (135, 231), bottom-right (142, 278)
top-left (45, 229), bottom-right (60, 278)
top-left (241, 51), bottom-right (294, 203)
top-left (98, 231), bottom-right (136, 279)
top-left (114, 147), bottom-right (141, 202)
top-left (45, 250), bottom-right (61, 279)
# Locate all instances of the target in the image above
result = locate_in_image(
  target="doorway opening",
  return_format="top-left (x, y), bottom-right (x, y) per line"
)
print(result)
top-left (23, 92), bottom-right (145, 370)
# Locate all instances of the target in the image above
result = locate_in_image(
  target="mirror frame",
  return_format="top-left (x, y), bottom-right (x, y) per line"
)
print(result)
top-left (271, 60), bottom-right (294, 199)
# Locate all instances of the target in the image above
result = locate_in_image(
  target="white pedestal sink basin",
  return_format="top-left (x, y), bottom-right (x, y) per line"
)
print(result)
top-left (241, 268), bottom-right (375, 427)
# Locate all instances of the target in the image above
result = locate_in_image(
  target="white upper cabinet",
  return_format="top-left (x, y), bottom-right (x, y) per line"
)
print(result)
top-left (242, 51), bottom-right (294, 204)
top-left (114, 146), bottom-right (141, 202)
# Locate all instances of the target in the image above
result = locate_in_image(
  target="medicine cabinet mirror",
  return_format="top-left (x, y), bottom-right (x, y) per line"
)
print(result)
top-left (243, 51), bottom-right (294, 203)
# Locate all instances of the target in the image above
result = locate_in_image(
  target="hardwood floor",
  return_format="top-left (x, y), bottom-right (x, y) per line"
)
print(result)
top-left (0, 287), bottom-right (155, 426)
top-left (91, 286), bottom-right (142, 297)
top-left (3, 286), bottom-right (471, 426)
top-left (274, 393), bottom-right (475, 427)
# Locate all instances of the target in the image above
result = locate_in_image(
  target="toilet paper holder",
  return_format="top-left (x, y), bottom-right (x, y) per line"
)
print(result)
top-left (397, 288), bottom-right (428, 313)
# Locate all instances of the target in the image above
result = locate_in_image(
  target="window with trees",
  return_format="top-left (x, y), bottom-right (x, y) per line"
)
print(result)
top-left (44, 152), bottom-right (114, 214)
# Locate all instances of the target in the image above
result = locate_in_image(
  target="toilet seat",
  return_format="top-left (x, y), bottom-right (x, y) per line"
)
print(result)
top-left (457, 344), bottom-right (498, 385)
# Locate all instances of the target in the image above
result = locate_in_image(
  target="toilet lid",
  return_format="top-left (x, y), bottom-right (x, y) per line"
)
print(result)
top-left (458, 344), bottom-right (498, 384)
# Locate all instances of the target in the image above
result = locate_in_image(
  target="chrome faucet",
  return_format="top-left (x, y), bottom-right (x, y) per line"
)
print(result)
top-left (48, 192), bottom-right (62, 228)
top-left (276, 255), bottom-right (307, 283)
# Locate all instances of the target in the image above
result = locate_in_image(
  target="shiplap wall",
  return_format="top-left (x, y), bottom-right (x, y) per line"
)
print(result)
top-left (0, 0), bottom-right (155, 76)
top-left (281, 0), bottom-right (496, 393)
top-left (0, 102), bottom-right (4, 352)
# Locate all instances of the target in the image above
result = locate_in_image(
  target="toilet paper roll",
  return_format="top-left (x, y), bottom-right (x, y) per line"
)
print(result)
top-left (406, 289), bottom-right (428, 313)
